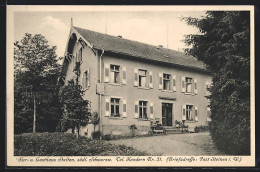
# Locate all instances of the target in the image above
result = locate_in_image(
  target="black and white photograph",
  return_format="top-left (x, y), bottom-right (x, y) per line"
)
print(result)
top-left (6, 5), bottom-right (255, 167)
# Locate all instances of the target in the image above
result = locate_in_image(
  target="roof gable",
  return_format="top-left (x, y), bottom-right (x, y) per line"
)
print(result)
top-left (73, 26), bottom-right (206, 71)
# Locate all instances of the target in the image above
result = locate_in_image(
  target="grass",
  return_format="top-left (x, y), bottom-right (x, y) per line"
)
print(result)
top-left (14, 132), bottom-right (150, 156)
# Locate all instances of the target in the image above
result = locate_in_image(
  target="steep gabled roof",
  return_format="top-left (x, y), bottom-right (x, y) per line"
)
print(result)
top-left (73, 26), bottom-right (206, 71)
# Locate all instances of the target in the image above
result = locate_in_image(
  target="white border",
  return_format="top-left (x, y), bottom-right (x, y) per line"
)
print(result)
top-left (7, 5), bottom-right (255, 167)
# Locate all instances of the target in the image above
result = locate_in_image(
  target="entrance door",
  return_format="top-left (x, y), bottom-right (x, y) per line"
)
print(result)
top-left (162, 103), bottom-right (173, 126)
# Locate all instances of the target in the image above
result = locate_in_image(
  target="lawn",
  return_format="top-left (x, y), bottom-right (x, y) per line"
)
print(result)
top-left (14, 132), bottom-right (149, 156)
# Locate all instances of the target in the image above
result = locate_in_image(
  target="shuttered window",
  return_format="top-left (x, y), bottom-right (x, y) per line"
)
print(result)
top-left (111, 98), bottom-right (120, 117)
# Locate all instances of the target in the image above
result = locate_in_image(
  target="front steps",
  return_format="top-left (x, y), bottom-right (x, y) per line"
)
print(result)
top-left (163, 126), bottom-right (197, 134)
top-left (163, 126), bottom-right (183, 134)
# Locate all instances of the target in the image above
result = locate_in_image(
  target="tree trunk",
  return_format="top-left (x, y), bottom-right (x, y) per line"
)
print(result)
top-left (93, 125), bottom-right (95, 132)
top-left (76, 126), bottom-right (80, 139)
top-left (33, 93), bottom-right (36, 133)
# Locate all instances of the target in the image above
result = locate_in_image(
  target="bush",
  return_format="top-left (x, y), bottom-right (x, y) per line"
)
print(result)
top-left (103, 134), bottom-right (111, 141)
top-left (91, 131), bottom-right (101, 140)
top-left (194, 125), bottom-right (209, 133)
top-left (14, 132), bottom-right (149, 156)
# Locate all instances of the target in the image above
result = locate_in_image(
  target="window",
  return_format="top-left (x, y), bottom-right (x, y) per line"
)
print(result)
top-left (139, 101), bottom-right (147, 118)
top-left (78, 47), bottom-right (82, 61)
top-left (111, 98), bottom-right (120, 117)
top-left (185, 77), bottom-right (192, 93)
top-left (163, 73), bottom-right (171, 90)
top-left (139, 69), bottom-right (148, 87)
top-left (186, 105), bottom-right (194, 121)
top-left (83, 70), bottom-right (89, 89)
top-left (110, 65), bottom-right (120, 84)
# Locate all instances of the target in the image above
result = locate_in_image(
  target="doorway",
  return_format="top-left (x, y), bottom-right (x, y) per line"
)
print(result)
top-left (162, 103), bottom-right (173, 126)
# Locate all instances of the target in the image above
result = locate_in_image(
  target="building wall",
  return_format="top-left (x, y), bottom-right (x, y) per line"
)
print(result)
top-left (64, 35), bottom-right (212, 137)
top-left (100, 54), bottom-right (212, 135)
top-left (64, 40), bottom-right (99, 137)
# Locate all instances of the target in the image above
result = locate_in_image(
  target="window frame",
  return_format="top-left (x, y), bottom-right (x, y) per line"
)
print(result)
top-left (110, 64), bottom-right (120, 84)
top-left (139, 100), bottom-right (148, 119)
top-left (138, 69), bottom-right (148, 88)
top-left (83, 70), bottom-right (89, 89)
top-left (163, 73), bottom-right (171, 91)
top-left (185, 77), bottom-right (193, 93)
top-left (110, 98), bottom-right (121, 117)
top-left (186, 104), bottom-right (194, 121)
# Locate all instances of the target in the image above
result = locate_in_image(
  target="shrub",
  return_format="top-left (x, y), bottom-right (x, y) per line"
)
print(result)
top-left (14, 132), bottom-right (149, 156)
top-left (91, 131), bottom-right (101, 140)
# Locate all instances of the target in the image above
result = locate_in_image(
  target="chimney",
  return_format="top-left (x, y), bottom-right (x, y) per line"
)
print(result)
top-left (117, 35), bottom-right (122, 38)
top-left (156, 45), bottom-right (163, 49)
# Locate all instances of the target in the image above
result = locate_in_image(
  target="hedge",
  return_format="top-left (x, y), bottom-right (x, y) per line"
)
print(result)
top-left (14, 132), bottom-right (149, 156)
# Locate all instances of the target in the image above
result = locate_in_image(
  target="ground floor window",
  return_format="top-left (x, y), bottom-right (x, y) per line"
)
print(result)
top-left (111, 98), bottom-right (120, 117)
top-left (186, 105), bottom-right (194, 121)
top-left (139, 101), bottom-right (147, 118)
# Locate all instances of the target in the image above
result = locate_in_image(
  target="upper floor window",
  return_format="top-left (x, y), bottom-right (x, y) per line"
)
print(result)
top-left (138, 69), bottom-right (148, 87)
top-left (163, 73), bottom-right (171, 90)
top-left (139, 101), bottom-right (148, 119)
top-left (110, 65), bottom-right (120, 84)
top-left (134, 68), bottom-right (152, 88)
top-left (83, 69), bottom-right (90, 89)
top-left (185, 77), bottom-right (192, 93)
top-left (181, 76), bottom-right (197, 94)
top-left (111, 98), bottom-right (120, 117)
top-left (104, 64), bottom-right (126, 85)
top-left (78, 47), bottom-right (82, 62)
top-left (159, 73), bottom-right (176, 91)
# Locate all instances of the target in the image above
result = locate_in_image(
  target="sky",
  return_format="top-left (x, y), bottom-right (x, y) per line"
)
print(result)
top-left (14, 11), bottom-right (206, 58)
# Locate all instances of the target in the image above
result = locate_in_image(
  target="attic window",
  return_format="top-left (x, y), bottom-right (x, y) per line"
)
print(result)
top-left (118, 35), bottom-right (122, 38)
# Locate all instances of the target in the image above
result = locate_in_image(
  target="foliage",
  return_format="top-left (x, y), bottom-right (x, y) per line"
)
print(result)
top-left (183, 11), bottom-right (250, 155)
top-left (58, 61), bottom-right (91, 136)
top-left (14, 132), bottom-right (149, 156)
top-left (90, 112), bottom-right (100, 131)
top-left (128, 124), bottom-right (138, 136)
top-left (194, 125), bottom-right (209, 133)
top-left (14, 33), bottom-right (62, 134)
top-left (91, 131), bottom-right (101, 140)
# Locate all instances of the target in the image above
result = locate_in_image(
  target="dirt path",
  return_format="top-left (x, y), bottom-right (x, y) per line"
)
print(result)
top-left (108, 132), bottom-right (225, 156)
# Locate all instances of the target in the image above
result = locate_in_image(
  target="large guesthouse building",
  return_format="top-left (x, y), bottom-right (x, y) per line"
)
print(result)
top-left (60, 23), bottom-right (212, 137)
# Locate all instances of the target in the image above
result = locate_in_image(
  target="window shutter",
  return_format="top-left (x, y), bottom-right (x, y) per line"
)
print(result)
top-left (194, 78), bottom-right (197, 94)
top-left (207, 107), bottom-right (212, 121)
top-left (181, 76), bottom-right (185, 93)
top-left (122, 99), bottom-right (127, 118)
top-left (134, 101), bottom-right (139, 118)
top-left (87, 68), bottom-right (90, 88)
top-left (159, 72), bottom-right (163, 90)
top-left (81, 72), bottom-right (84, 89)
top-left (172, 75), bottom-right (176, 91)
top-left (122, 66), bottom-right (127, 85)
top-left (182, 105), bottom-right (186, 120)
top-left (105, 97), bottom-right (110, 117)
top-left (195, 106), bottom-right (198, 121)
top-left (133, 68), bottom-right (138, 87)
top-left (149, 102), bottom-right (154, 119)
top-left (149, 71), bottom-right (153, 88)
top-left (104, 63), bottom-right (110, 83)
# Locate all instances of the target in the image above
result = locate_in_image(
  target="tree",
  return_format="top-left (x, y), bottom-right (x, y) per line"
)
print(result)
top-left (90, 112), bottom-right (100, 131)
top-left (58, 61), bottom-right (91, 136)
top-left (183, 11), bottom-right (250, 155)
top-left (14, 33), bottom-right (61, 134)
